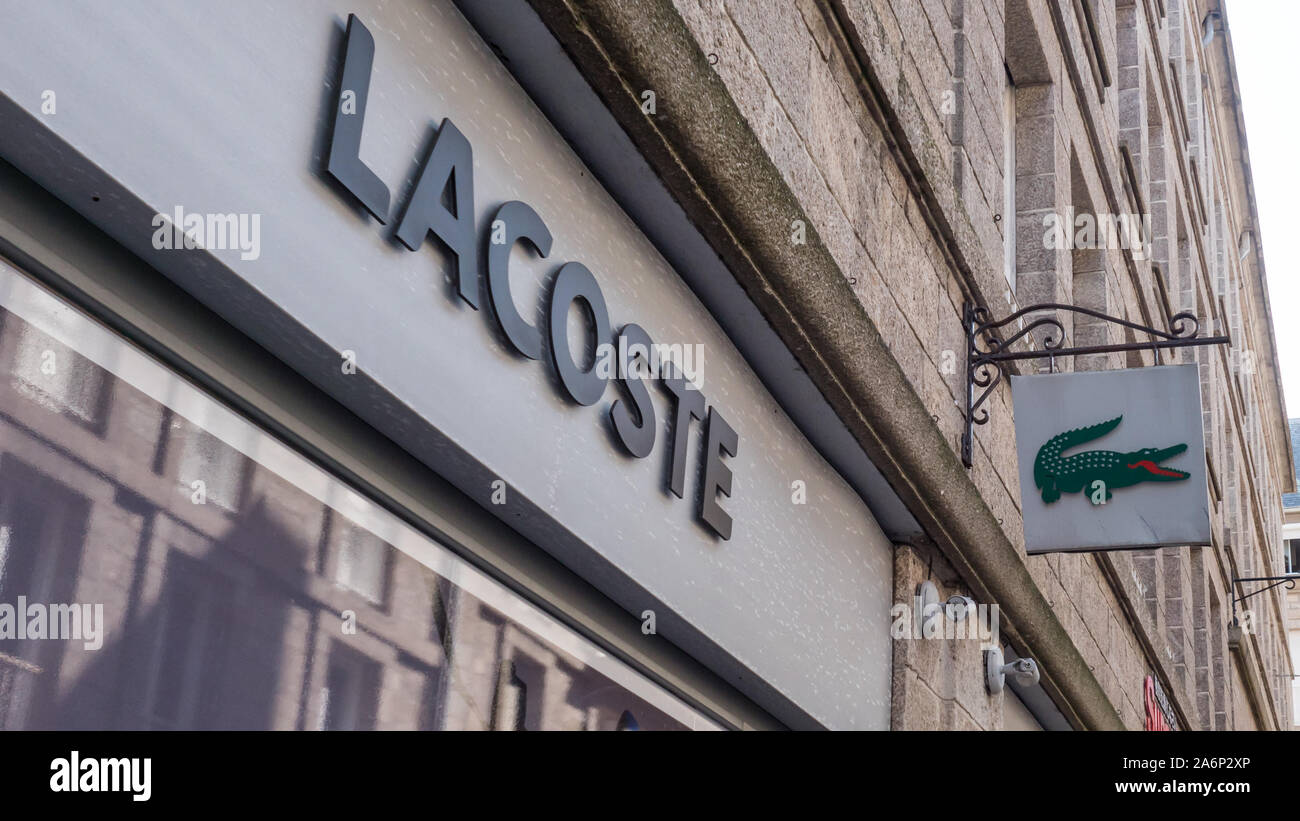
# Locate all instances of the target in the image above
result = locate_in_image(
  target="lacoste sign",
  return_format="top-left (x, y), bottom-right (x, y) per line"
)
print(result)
top-left (1033, 416), bottom-right (1189, 505)
top-left (323, 14), bottom-right (739, 539)
top-left (1011, 365), bottom-right (1210, 554)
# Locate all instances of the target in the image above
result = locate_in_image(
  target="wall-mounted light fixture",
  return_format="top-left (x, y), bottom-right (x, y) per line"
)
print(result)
top-left (916, 580), bottom-right (941, 634)
top-left (986, 646), bottom-right (1041, 694)
top-left (916, 580), bottom-right (978, 634)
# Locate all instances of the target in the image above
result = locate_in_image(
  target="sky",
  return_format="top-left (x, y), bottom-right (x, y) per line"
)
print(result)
top-left (1227, 1), bottom-right (1300, 418)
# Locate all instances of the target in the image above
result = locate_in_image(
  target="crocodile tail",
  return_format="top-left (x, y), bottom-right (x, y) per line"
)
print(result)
top-left (1033, 415), bottom-right (1123, 490)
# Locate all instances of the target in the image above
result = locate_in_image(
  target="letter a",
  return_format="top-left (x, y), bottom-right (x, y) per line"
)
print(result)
top-left (395, 118), bottom-right (480, 308)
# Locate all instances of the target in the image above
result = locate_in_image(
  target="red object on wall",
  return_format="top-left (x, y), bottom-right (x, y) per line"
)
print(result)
top-left (1144, 675), bottom-right (1175, 731)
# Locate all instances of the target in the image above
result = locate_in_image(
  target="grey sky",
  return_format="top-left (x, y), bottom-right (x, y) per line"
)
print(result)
top-left (1228, 0), bottom-right (1300, 416)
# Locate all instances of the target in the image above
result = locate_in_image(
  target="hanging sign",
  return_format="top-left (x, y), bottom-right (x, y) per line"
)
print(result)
top-left (1010, 364), bottom-right (1211, 554)
top-left (1144, 674), bottom-right (1178, 731)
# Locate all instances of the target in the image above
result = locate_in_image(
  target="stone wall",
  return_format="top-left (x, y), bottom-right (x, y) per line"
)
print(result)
top-left (670, 0), bottom-right (1292, 729)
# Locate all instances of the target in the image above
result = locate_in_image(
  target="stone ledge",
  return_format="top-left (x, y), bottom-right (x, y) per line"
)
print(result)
top-left (524, 0), bottom-right (1124, 729)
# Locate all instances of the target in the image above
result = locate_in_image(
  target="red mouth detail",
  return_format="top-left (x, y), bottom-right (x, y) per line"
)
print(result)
top-left (1127, 460), bottom-right (1185, 478)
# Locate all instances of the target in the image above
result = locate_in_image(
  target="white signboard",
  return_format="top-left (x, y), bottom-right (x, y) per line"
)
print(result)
top-left (1011, 365), bottom-right (1211, 554)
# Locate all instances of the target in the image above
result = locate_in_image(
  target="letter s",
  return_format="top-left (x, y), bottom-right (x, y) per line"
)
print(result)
top-left (610, 324), bottom-right (657, 458)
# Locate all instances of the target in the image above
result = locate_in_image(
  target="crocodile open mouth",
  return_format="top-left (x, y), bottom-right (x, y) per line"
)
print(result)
top-left (1126, 444), bottom-right (1190, 479)
top-left (1126, 460), bottom-right (1190, 479)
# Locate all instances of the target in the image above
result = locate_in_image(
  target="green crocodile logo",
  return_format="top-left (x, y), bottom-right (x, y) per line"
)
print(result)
top-left (1034, 415), bottom-right (1189, 505)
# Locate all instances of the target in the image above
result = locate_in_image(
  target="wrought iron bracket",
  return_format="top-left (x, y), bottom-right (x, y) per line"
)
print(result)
top-left (962, 302), bottom-right (1231, 468)
top-left (1231, 575), bottom-right (1298, 611)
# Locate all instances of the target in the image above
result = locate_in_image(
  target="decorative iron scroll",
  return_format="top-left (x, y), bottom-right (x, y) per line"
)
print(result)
top-left (962, 301), bottom-right (1230, 468)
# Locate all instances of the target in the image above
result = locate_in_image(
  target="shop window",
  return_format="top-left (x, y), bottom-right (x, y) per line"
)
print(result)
top-left (333, 519), bottom-right (390, 606)
top-left (0, 457), bottom-right (90, 729)
top-left (319, 641), bottom-right (381, 731)
top-left (175, 427), bottom-right (246, 512)
top-left (10, 321), bottom-right (107, 428)
top-left (430, 576), bottom-right (452, 648)
top-left (0, 262), bottom-right (712, 731)
top-left (494, 655), bottom-right (545, 731)
top-left (145, 551), bottom-right (235, 730)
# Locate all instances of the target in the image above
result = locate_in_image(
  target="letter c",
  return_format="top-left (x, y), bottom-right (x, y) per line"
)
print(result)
top-left (487, 201), bottom-right (551, 359)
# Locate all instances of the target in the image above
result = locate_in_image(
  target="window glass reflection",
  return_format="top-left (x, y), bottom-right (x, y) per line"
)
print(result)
top-left (11, 312), bottom-right (106, 427)
top-left (0, 266), bottom-right (709, 730)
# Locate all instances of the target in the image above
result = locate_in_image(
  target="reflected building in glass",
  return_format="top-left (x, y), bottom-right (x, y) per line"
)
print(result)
top-left (0, 291), bottom-right (699, 731)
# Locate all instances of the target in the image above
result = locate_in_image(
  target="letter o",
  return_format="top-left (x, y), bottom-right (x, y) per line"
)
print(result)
top-left (548, 261), bottom-right (610, 406)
